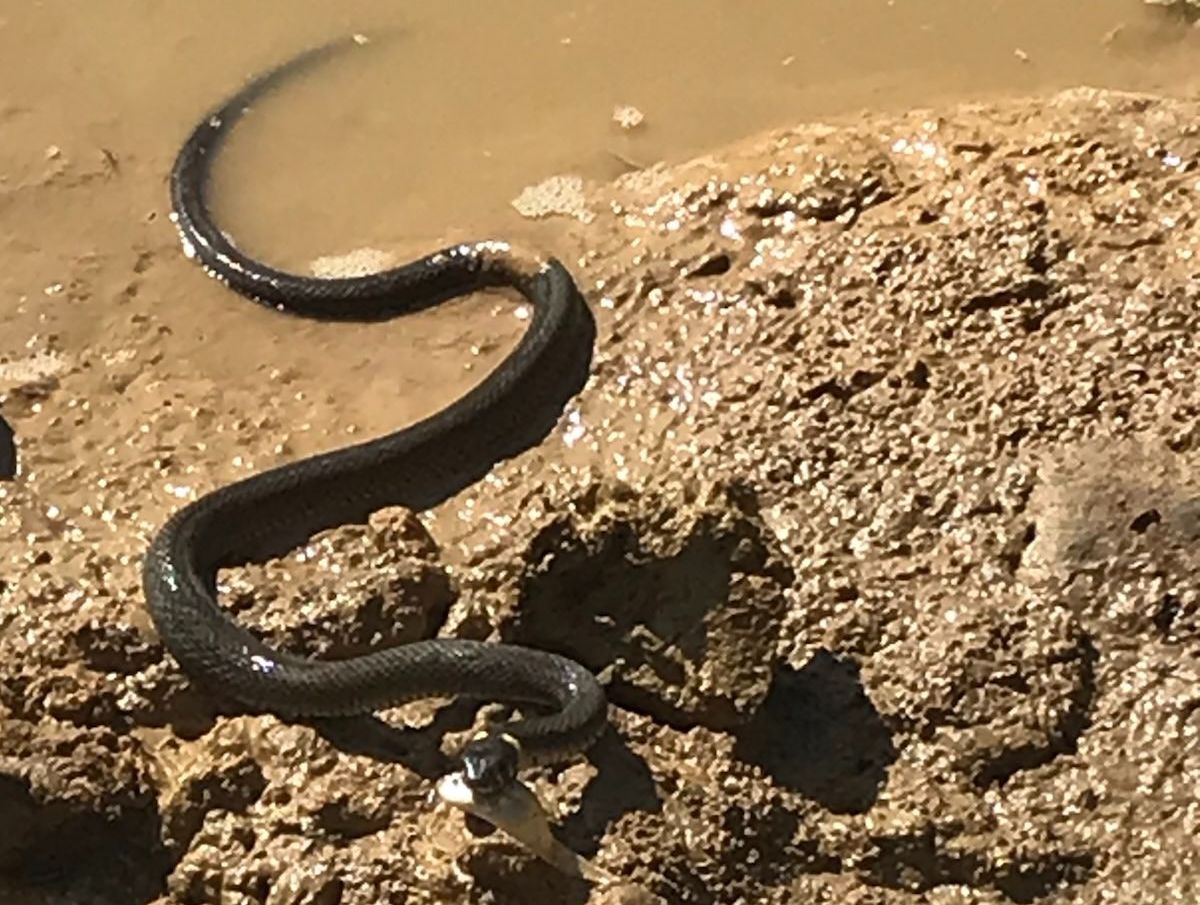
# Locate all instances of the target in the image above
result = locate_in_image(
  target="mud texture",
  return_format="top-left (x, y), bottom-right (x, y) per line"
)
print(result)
top-left (2, 86), bottom-right (1200, 904)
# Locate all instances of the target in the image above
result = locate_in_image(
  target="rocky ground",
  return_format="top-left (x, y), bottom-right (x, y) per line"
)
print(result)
top-left (2, 84), bottom-right (1200, 904)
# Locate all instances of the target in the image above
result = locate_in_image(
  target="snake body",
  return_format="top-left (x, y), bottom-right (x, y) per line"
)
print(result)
top-left (142, 36), bottom-right (607, 792)
top-left (0, 412), bottom-right (14, 480)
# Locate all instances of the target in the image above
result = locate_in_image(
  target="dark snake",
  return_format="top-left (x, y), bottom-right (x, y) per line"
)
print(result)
top-left (141, 35), bottom-right (607, 795)
top-left (0, 412), bottom-right (14, 480)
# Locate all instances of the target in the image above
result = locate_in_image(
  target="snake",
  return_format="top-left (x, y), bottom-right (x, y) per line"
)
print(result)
top-left (0, 412), bottom-right (14, 480)
top-left (141, 34), bottom-right (607, 796)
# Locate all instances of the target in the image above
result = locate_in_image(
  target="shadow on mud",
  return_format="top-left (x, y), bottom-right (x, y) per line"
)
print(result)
top-left (733, 650), bottom-right (897, 814)
top-left (0, 775), bottom-right (169, 905)
top-left (562, 728), bottom-right (662, 854)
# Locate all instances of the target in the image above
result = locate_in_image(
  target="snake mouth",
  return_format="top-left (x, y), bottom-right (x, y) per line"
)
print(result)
top-left (436, 769), bottom-right (584, 877)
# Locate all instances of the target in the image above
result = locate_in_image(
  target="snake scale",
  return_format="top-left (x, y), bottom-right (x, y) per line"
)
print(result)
top-left (141, 35), bottom-right (608, 794)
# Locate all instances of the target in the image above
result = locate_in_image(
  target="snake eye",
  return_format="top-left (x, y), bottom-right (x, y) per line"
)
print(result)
top-left (460, 735), bottom-right (519, 797)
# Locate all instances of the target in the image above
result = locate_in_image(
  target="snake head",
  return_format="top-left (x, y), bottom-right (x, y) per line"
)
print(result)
top-left (460, 733), bottom-right (520, 797)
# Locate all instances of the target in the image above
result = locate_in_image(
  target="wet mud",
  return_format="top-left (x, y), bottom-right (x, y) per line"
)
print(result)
top-left (2, 6), bottom-right (1200, 905)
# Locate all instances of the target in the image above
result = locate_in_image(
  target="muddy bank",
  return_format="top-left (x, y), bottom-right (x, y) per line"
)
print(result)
top-left (3, 84), bottom-right (1200, 904)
